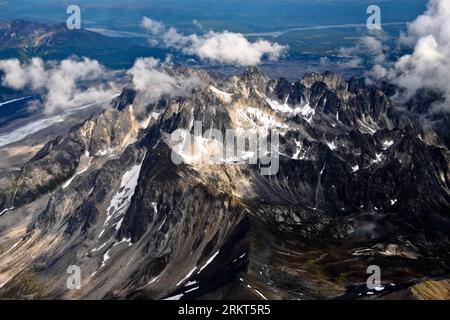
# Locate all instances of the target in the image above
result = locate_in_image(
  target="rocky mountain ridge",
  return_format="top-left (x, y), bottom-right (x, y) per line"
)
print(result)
top-left (0, 66), bottom-right (449, 299)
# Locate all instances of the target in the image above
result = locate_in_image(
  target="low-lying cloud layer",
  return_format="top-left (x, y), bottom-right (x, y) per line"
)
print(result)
top-left (141, 17), bottom-right (288, 66)
top-left (0, 55), bottom-right (202, 116)
top-left (339, 35), bottom-right (388, 69)
top-left (0, 57), bottom-right (118, 114)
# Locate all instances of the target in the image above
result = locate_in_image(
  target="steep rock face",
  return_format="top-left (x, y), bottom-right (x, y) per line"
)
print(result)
top-left (0, 106), bottom-right (141, 210)
top-left (0, 67), bottom-right (449, 300)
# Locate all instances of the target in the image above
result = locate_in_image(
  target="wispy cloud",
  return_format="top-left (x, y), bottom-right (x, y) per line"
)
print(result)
top-left (141, 17), bottom-right (164, 34)
top-left (127, 57), bottom-right (200, 106)
top-left (338, 34), bottom-right (388, 69)
top-left (0, 57), bottom-right (118, 115)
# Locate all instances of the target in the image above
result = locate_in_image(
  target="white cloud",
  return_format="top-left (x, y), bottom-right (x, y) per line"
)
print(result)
top-left (141, 17), bottom-right (164, 34)
top-left (127, 57), bottom-right (200, 105)
top-left (360, 36), bottom-right (386, 64)
top-left (338, 35), bottom-right (387, 68)
top-left (0, 57), bottom-right (118, 114)
top-left (0, 57), bottom-right (45, 90)
top-left (140, 16), bottom-right (288, 66)
top-left (371, 0), bottom-right (450, 112)
top-left (0, 55), bottom-right (202, 115)
top-left (190, 31), bottom-right (287, 66)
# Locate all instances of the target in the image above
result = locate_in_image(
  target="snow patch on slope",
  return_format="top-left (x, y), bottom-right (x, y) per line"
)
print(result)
top-left (209, 85), bottom-right (233, 103)
top-left (176, 266), bottom-right (198, 286)
top-left (198, 250), bottom-right (220, 274)
top-left (266, 99), bottom-right (315, 123)
top-left (62, 151), bottom-right (92, 189)
top-left (99, 153), bottom-right (146, 238)
top-left (382, 140), bottom-right (394, 150)
top-left (236, 106), bottom-right (287, 130)
top-left (326, 141), bottom-right (337, 151)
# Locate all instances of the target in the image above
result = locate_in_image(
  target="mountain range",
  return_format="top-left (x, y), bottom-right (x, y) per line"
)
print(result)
top-left (0, 66), bottom-right (449, 299)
